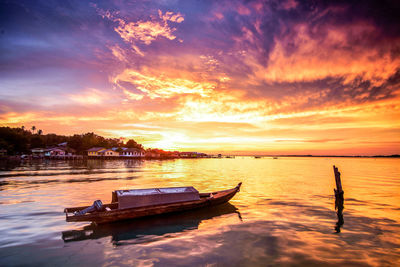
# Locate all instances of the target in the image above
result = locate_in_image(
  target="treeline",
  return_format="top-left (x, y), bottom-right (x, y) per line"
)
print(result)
top-left (0, 127), bottom-right (143, 155)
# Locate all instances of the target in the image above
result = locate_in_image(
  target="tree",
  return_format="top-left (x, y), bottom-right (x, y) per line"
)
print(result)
top-left (31, 126), bottom-right (36, 134)
top-left (0, 127), bottom-right (147, 155)
top-left (126, 139), bottom-right (143, 149)
top-left (21, 126), bottom-right (25, 131)
top-left (31, 136), bottom-right (44, 148)
top-left (0, 127), bottom-right (30, 153)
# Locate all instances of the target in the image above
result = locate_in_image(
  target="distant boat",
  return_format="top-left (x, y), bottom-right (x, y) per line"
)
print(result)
top-left (273, 157), bottom-right (278, 159)
top-left (254, 156), bottom-right (261, 158)
top-left (64, 183), bottom-right (242, 224)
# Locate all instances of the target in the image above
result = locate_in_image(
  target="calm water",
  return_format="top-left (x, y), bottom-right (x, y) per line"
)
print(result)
top-left (0, 157), bottom-right (399, 266)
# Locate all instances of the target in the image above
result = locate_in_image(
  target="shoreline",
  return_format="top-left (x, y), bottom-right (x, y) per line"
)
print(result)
top-left (1, 154), bottom-right (399, 163)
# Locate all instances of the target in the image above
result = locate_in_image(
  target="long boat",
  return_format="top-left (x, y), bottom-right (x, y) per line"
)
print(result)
top-left (62, 203), bottom-right (241, 243)
top-left (64, 182), bottom-right (242, 224)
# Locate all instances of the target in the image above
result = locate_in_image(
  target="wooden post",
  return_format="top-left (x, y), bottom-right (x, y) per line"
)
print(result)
top-left (333, 165), bottom-right (343, 194)
top-left (333, 165), bottom-right (344, 233)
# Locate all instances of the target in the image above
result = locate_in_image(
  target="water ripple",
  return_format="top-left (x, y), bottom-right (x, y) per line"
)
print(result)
top-left (0, 157), bottom-right (399, 266)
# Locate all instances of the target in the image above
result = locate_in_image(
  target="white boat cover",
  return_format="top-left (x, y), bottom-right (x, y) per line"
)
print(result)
top-left (114, 186), bottom-right (200, 209)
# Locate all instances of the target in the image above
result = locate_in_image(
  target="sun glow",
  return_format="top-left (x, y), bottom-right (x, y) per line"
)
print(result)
top-left (151, 132), bottom-right (190, 150)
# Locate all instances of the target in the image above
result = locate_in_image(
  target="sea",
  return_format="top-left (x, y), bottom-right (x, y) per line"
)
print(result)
top-left (0, 157), bottom-right (399, 266)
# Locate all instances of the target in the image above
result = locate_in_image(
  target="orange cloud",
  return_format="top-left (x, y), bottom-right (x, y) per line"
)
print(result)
top-left (109, 45), bottom-right (128, 62)
top-left (113, 69), bottom-right (215, 100)
top-left (259, 23), bottom-right (400, 86)
top-left (2, 93), bottom-right (399, 155)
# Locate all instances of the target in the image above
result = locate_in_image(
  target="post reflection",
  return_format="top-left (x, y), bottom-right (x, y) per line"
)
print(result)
top-left (62, 203), bottom-right (241, 245)
top-left (335, 191), bottom-right (344, 233)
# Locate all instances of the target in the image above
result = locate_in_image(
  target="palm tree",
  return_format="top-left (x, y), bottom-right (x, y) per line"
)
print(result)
top-left (38, 129), bottom-right (43, 135)
top-left (31, 126), bottom-right (36, 134)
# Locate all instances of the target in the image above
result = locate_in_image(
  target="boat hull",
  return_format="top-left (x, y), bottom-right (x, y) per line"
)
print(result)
top-left (65, 183), bottom-right (241, 224)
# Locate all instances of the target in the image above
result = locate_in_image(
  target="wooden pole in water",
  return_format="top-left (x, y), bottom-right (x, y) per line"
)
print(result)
top-left (333, 165), bottom-right (344, 232)
top-left (333, 165), bottom-right (343, 195)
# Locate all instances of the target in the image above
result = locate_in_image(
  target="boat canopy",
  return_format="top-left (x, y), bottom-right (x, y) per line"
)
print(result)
top-left (113, 186), bottom-right (200, 209)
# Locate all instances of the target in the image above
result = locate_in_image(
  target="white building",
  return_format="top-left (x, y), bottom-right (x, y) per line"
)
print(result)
top-left (120, 148), bottom-right (144, 157)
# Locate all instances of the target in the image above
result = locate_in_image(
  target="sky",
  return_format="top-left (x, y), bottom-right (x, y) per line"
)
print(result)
top-left (0, 0), bottom-right (399, 155)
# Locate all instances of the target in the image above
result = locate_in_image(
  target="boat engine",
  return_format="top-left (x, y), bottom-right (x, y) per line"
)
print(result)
top-left (74, 200), bottom-right (104, 216)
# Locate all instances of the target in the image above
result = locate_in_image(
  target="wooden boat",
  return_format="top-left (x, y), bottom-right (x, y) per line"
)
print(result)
top-left (62, 203), bottom-right (241, 243)
top-left (64, 182), bottom-right (242, 224)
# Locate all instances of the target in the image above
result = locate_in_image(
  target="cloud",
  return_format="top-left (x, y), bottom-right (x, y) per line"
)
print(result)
top-left (261, 23), bottom-right (400, 87)
top-left (177, 94), bottom-right (268, 123)
top-left (68, 88), bottom-right (111, 105)
top-left (113, 69), bottom-right (215, 100)
top-left (109, 45), bottom-right (128, 62)
top-left (95, 7), bottom-right (184, 56)
top-left (115, 17), bottom-right (177, 44)
top-left (201, 0), bottom-right (400, 111)
top-left (158, 10), bottom-right (184, 23)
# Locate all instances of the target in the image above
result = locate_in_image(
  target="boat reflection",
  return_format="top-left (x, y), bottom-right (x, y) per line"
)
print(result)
top-left (62, 203), bottom-right (241, 244)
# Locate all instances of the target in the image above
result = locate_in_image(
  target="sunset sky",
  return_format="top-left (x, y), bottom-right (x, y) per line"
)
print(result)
top-left (1, 0), bottom-right (399, 155)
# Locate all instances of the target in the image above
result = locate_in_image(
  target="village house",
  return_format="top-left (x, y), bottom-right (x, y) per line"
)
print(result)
top-left (31, 148), bottom-right (45, 157)
top-left (64, 147), bottom-right (77, 156)
top-left (170, 151), bottom-right (180, 158)
top-left (87, 147), bottom-right (106, 157)
top-left (101, 149), bottom-right (120, 157)
top-left (44, 147), bottom-right (66, 157)
top-left (180, 152), bottom-right (207, 158)
top-left (180, 152), bottom-right (196, 158)
top-left (120, 148), bottom-right (145, 157)
top-left (58, 142), bottom-right (68, 147)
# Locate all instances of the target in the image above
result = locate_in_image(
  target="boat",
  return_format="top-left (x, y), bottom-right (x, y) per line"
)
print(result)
top-left (62, 203), bottom-right (241, 243)
top-left (64, 182), bottom-right (242, 224)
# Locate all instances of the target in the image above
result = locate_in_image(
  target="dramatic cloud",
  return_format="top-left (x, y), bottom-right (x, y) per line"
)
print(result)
top-left (262, 23), bottom-right (400, 85)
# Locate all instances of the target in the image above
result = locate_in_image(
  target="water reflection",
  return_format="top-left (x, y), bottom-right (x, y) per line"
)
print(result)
top-left (62, 203), bottom-right (241, 245)
top-left (0, 157), bottom-right (399, 266)
top-left (335, 193), bottom-right (344, 233)
top-left (86, 159), bottom-right (144, 169)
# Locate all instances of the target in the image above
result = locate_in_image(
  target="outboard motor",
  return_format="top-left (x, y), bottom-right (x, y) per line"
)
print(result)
top-left (74, 200), bottom-right (104, 216)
